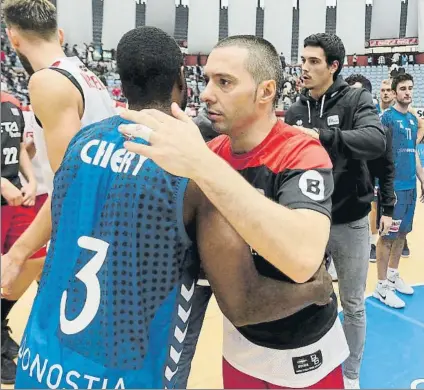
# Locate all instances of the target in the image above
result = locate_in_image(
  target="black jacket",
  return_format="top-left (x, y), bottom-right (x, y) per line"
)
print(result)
top-left (367, 126), bottom-right (395, 217)
top-left (285, 76), bottom-right (386, 224)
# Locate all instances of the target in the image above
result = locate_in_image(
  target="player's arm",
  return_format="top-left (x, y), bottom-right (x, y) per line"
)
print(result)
top-left (2, 71), bottom-right (82, 269)
top-left (410, 108), bottom-right (424, 143)
top-left (319, 89), bottom-right (386, 160)
top-left (28, 68), bottom-right (83, 172)
top-left (368, 126), bottom-right (395, 218)
top-left (1, 177), bottom-right (23, 206)
top-left (19, 141), bottom-right (37, 206)
top-left (192, 142), bottom-right (333, 284)
top-left (186, 182), bottom-right (333, 327)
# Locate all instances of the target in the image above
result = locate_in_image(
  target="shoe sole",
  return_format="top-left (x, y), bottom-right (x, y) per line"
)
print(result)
top-left (396, 289), bottom-right (414, 295)
top-left (401, 254), bottom-right (410, 258)
top-left (369, 258), bottom-right (376, 263)
top-left (372, 292), bottom-right (405, 309)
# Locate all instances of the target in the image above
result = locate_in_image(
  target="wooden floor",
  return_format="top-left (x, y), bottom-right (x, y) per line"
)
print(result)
top-left (6, 200), bottom-right (424, 389)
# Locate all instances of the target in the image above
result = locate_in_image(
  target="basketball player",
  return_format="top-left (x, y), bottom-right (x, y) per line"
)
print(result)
top-left (345, 75), bottom-right (396, 264)
top-left (1, 0), bottom-right (116, 295)
top-left (121, 35), bottom-right (349, 389)
top-left (376, 79), bottom-right (424, 258)
top-left (284, 34), bottom-right (386, 389)
top-left (1, 96), bottom-right (38, 384)
top-left (373, 73), bottom-right (424, 308)
top-left (15, 27), bottom-right (333, 389)
top-left (376, 79), bottom-right (394, 115)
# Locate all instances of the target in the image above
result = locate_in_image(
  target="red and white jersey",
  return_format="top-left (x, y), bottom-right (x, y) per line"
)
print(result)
top-left (21, 111), bottom-right (53, 196)
top-left (49, 56), bottom-right (116, 127)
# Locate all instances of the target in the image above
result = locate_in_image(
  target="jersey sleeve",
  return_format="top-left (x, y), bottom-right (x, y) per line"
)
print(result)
top-left (275, 136), bottom-right (334, 219)
top-left (380, 110), bottom-right (391, 129)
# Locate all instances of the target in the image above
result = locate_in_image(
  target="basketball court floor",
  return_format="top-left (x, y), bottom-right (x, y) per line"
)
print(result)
top-left (5, 200), bottom-right (424, 389)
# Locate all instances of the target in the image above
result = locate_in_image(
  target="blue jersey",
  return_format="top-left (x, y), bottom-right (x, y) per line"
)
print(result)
top-left (381, 106), bottom-right (418, 191)
top-left (16, 116), bottom-right (198, 389)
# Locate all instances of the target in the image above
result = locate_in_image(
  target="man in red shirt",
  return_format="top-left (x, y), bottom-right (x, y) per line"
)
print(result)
top-left (120, 35), bottom-right (349, 389)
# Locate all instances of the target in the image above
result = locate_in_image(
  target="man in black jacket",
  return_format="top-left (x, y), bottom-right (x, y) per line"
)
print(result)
top-left (345, 74), bottom-right (395, 239)
top-left (285, 33), bottom-right (386, 389)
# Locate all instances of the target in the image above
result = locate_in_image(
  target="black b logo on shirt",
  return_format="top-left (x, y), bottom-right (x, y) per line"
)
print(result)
top-left (299, 171), bottom-right (325, 201)
top-left (306, 179), bottom-right (321, 195)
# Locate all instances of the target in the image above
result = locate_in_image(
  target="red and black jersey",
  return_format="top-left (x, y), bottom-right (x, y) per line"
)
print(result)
top-left (208, 120), bottom-right (338, 350)
top-left (1, 101), bottom-right (24, 206)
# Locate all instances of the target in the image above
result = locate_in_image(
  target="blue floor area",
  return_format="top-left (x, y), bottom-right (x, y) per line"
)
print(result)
top-left (341, 285), bottom-right (424, 389)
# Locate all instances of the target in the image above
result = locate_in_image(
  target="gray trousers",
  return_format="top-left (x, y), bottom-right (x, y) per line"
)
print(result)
top-left (327, 215), bottom-right (370, 380)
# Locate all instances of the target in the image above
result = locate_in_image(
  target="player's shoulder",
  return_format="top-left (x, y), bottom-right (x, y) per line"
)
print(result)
top-left (29, 68), bottom-right (80, 101)
top-left (274, 123), bottom-right (332, 172)
top-left (380, 106), bottom-right (393, 121)
top-left (406, 110), bottom-right (419, 125)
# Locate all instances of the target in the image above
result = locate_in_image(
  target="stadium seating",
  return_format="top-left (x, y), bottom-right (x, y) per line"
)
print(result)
top-left (341, 64), bottom-right (424, 107)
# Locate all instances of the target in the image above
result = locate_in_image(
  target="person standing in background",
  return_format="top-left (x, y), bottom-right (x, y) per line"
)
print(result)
top-left (285, 33), bottom-right (386, 389)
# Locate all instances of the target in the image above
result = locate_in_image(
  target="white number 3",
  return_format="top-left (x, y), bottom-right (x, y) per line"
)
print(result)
top-left (60, 236), bottom-right (109, 335)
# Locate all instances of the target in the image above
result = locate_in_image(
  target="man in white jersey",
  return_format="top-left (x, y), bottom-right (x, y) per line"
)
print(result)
top-left (1, 0), bottom-right (116, 298)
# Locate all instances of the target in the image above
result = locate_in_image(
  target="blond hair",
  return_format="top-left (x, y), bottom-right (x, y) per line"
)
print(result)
top-left (3, 0), bottom-right (57, 40)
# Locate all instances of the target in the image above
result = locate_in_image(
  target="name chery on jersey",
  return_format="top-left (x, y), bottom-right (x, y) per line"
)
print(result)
top-left (80, 139), bottom-right (147, 175)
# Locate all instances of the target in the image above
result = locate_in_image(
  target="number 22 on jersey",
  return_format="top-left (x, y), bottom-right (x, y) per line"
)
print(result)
top-left (60, 236), bottom-right (109, 335)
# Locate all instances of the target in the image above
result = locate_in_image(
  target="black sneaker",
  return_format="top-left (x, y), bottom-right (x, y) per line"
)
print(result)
top-left (370, 244), bottom-right (376, 263)
top-left (1, 319), bottom-right (19, 359)
top-left (1, 354), bottom-right (16, 384)
top-left (402, 239), bottom-right (410, 258)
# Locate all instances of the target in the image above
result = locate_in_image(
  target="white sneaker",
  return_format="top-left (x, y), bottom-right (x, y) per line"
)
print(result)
top-left (344, 376), bottom-right (360, 389)
top-left (373, 283), bottom-right (406, 308)
top-left (388, 273), bottom-right (414, 295)
top-left (328, 259), bottom-right (338, 281)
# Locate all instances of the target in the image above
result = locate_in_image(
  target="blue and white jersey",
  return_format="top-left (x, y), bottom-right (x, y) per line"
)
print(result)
top-left (15, 116), bottom-right (198, 389)
top-left (381, 106), bottom-right (418, 191)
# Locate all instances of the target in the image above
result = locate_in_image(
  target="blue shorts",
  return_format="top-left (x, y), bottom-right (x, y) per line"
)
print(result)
top-left (386, 189), bottom-right (417, 239)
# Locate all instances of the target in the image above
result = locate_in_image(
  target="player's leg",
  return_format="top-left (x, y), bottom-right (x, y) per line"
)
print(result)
top-left (327, 216), bottom-right (369, 387)
top-left (387, 189), bottom-right (416, 295)
top-left (373, 192), bottom-right (406, 308)
top-left (401, 235), bottom-right (410, 258)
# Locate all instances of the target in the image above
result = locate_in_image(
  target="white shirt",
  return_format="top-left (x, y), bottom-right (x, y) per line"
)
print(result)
top-left (51, 56), bottom-right (116, 129)
top-left (223, 317), bottom-right (349, 388)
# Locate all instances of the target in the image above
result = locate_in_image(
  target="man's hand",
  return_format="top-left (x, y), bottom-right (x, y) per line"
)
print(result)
top-left (1, 251), bottom-right (25, 298)
top-left (21, 181), bottom-right (37, 207)
top-left (379, 215), bottom-right (393, 236)
top-left (119, 103), bottom-right (214, 179)
top-left (1, 178), bottom-right (24, 206)
top-left (293, 125), bottom-right (320, 140)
